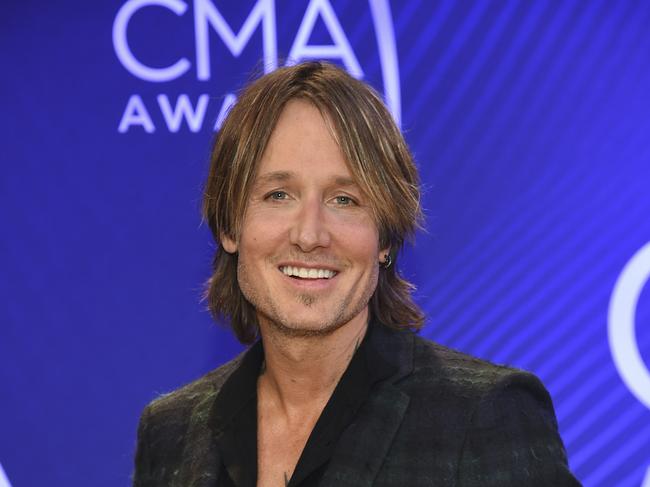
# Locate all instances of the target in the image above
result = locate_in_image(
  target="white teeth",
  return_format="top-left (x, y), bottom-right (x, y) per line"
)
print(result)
top-left (280, 266), bottom-right (336, 279)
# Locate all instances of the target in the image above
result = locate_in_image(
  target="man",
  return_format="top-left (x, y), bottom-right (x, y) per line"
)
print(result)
top-left (133, 61), bottom-right (581, 486)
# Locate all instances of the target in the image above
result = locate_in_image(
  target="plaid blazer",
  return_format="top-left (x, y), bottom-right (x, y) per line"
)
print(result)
top-left (133, 324), bottom-right (582, 486)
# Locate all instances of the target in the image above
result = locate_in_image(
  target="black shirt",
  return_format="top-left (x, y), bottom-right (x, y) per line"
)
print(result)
top-left (212, 323), bottom-right (395, 486)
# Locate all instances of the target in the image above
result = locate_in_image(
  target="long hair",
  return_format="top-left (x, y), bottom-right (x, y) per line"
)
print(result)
top-left (203, 61), bottom-right (424, 344)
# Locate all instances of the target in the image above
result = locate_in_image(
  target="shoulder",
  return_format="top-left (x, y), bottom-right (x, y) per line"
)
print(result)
top-left (379, 332), bottom-right (578, 484)
top-left (138, 351), bottom-right (245, 435)
top-left (404, 337), bottom-right (579, 484)
top-left (381, 331), bottom-right (558, 435)
top-left (407, 334), bottom-right (552, 407)
top-left (133, 352), bottom-right (248, 485)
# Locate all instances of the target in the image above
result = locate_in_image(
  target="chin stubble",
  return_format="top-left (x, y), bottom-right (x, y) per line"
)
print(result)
top-left (298, 293), bottom-right (315, 307)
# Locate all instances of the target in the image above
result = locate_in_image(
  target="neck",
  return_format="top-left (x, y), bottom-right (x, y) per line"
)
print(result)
top-left (257, 310), bottom-right (369, 417)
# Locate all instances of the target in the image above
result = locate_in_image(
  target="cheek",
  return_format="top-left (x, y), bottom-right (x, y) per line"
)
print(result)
top-left (337, 221), bottom-right (380, 261)
top-left (238, 212), bottom-right (286, 251)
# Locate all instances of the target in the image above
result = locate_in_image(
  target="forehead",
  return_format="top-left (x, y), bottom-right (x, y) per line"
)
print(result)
top-left (255, 99), bottom-right (354, 184)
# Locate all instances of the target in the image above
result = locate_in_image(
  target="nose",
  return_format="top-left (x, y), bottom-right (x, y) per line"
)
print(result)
top-left (289, 197), bottom-right (331, 252)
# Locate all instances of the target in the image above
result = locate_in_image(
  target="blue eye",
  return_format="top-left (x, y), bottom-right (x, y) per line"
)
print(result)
top-left (268, 191), bottom-right (287, 200)
top-left (335, 196), bottom-right (354, 205)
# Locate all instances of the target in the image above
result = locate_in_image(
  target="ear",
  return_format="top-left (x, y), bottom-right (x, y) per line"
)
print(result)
top-left (220, 232), bottom-right (238, 254)
top-left (378, 246), bottom-right (391, 265)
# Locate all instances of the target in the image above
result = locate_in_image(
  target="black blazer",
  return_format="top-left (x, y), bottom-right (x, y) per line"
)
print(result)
top-left (133, 325), bottom-right (582, 486)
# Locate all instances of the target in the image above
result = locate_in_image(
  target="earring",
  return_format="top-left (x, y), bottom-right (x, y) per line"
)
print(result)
top-left (382, 253), bottom-right (392, 269)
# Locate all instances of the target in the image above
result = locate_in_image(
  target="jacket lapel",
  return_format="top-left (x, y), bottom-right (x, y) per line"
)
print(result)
top-left (174, 389), bottom-right (222, 487)
top-left (320, 382), bottom-right (410, 486)
top-left (180, 344), bottom-right (261, 487)
top-left (320, 326), bottom-right (416, 486)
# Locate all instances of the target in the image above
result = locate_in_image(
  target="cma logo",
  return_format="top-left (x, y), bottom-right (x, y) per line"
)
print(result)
top-left (609, 241), bottom-right (650, 487)
top-left (112, 0), bottom-right (401, 133)
top-left (0, 463), bottom-right (11, 487)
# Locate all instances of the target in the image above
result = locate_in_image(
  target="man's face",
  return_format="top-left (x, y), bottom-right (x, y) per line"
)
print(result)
top-left (221, 99), bottom-right (388, 337)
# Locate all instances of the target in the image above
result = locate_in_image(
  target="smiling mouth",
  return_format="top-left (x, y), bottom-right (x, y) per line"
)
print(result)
top-left (279, 266), bottom-right (338, 279)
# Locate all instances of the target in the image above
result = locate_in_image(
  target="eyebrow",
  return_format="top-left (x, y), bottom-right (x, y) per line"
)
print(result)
top-left (255, 171), bottom-right (294, 185)
top-left (331, 176), bottom-right (357, 187)
top-left (254, 171), bottom-right (359, 188)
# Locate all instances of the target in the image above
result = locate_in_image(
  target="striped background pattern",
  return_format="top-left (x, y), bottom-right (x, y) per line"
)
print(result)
top-left (390, 1), bottom-right (650, 486)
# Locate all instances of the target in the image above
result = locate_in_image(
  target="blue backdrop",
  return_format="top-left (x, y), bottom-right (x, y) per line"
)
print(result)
top-left (2, 1), bottom-right (649, 486)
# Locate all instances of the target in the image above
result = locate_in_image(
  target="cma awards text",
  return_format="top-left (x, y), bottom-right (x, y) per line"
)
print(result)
top-left (113, 0), bottom-right (377, 134)
top-left (118, 93), bottom-right (236, 133)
